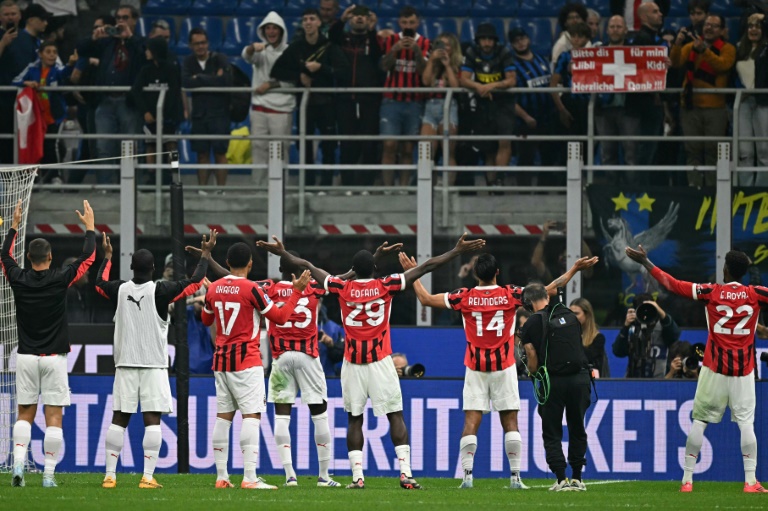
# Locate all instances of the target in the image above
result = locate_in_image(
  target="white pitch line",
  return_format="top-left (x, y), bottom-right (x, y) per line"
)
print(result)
top-left (528, 479), bottom-right (631, 489)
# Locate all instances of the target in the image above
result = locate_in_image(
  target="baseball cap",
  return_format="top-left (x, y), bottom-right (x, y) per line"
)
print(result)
top-left (508, 27), bottom-right (528, 42)
top-left (24, 4), bottom-right (50, 22)
top-left (351, 5), bottom-right (370, 16)
top-left (475, 23), bottom-right (498, 41)
top-left (164, 253), bottom-right (173, 267)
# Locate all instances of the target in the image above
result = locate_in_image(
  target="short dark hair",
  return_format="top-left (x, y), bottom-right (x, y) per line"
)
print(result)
top-left (27, 238), bottom-right (51, 265)
top-left (688, 0), bottom-right (711, 14)
top-left (227, 242), bottom-right (252, 270)
top-left (96, 14), bottom-right (116, 26)
top-left (39, 41), bottom-right (56, 53)
top-left (522, 283), bottom-right (548, 305)
top-left (131, 249), bottom-right (154, 273)
top-left (302, 7), bottom-right (320, 18)
top-left (116, 4), bottom-right (139, 19)
top-left (188, 26), bottom-right (207, 42)
top-left (399, 5), bottom-right (419, 18)
top-left (558, 2), bottom-right (588, 29)
top-left (725, 250), bottom-right (750, 280)
top-left (279, 250), bottom-right (301, 276)
top-left (352, 250), bottom-right (374, 278)
top-left (568, 21), bottom-right (592, 39)
top-left (473, 253), bottom-right (498, 282)
top-left (707, 13), bottom-right (725, 29)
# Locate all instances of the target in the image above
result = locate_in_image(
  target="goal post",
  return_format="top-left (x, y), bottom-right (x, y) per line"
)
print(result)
top-left (0, 166), bottom-right (38, 471)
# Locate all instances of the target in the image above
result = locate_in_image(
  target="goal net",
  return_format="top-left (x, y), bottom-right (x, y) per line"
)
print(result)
top-left (0, 167), bottom-right (37, 471)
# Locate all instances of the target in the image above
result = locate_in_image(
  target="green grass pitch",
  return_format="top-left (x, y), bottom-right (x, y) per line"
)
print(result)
top-left (0, 474), bottom-right (765, 511)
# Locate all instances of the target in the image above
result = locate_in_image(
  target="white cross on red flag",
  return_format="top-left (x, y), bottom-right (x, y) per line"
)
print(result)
top-left (570, 46), bottom-right (668, 93)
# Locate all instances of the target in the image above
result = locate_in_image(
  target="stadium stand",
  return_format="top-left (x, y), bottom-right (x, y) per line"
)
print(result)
top-left (471, 0), bottom-right (517, 17)
top-left (421, 18), bottom-right (460, 41)
top-left (422, 0), bottom-right (471, 18)
top-left (283, 0), bottom-right (315, 17)
top-left (376, 0), bottom-right (417, 17)
top-left (459, 17), bottom-right (506, 42)
top-left (508, 18), bottom-right (554, 55)
top-left (137, 16), bottom-right (177, 42)
top-left (221, 17), bottom-right (259, 54)
top-left (143, 0), bottom-right (191, 15)
top-left (517, 0), bottom-right (560, 18)
top-left (189, 0), bottom-right (239, 16)
top-left (237, 0), bottom-right (286, 16)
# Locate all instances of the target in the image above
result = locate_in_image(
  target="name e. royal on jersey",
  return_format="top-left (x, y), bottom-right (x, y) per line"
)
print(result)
top-left (720, 290), bottom-right (748, 301)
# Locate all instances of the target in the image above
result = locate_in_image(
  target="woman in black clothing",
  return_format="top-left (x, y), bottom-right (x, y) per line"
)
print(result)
top-left (570, 297), bottom-right (609, 377)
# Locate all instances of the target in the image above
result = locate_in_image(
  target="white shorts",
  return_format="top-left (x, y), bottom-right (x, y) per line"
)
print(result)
top-left (16, 354), bottom-right (70, 406)
top-left (113, 367), bottom-right (173, 414)
top-left (268, 351), bottom-right (328, 405)
top-left (341, 356), bottom-right (403, 417)
top-left (463, 365), bottom-right (520, 413)
top-left (215, 366), bottom-right (266, 415)
top-left (692, 366), bottom-right (756, 425)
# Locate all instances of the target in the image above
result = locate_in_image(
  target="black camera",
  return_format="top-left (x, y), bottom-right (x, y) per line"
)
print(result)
top-left (403, 28), bottom-right (416, 38)
top-left (105, 25), bottom-right (123, 37)
top-left (682, 343), bottom-right (705, 372)
top-left (635, 302), bottom-right (659, 328)
top-left (760, 352), bottom-right (768, 364)
top-left (402, 363), bottom-right (425, 378)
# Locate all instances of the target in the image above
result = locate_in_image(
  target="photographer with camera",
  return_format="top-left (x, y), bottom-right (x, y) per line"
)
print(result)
top-left (664, 341), bottom-right (702, 380)
top-left (391, 353), bottom-right (425, 378)
top-left (612, 293), bottom-right (680, 378)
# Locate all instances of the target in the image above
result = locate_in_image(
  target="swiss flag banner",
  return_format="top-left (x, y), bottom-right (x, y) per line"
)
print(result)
top-left (570, 46), bottom-right (667, 93)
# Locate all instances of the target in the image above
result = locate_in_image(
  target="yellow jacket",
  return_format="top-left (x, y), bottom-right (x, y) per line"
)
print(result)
top-left (670, 39), bottom-right (736, 109)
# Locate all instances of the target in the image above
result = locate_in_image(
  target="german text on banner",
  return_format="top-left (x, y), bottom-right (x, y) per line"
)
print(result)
top-left (571, 46), bottom-right (667, 93)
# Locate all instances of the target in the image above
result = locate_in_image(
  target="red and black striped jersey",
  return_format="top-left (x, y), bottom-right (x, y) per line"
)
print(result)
top-left (259, 279), bottom-right (327, 359)
top-left (202, 276), bottom-right (300, 372)
top-left (380, 32), bottom-right (430, 102)
top-left (445, 284), bottom-right (524, 372)
top-left (651, 266), bottom-right (768, 376)
top-left (324, 273), bottom-right (405, 364)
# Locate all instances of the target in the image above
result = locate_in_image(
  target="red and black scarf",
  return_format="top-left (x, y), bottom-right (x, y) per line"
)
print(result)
top-left (684, 38), bottom-right (725, 109)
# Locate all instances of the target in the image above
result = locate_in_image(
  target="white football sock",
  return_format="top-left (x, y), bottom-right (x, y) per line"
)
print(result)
top-left (683, 420), bottom-right (707, 484)
top-left (349, 449), bottom-right (364, 481)
top-left (739, 422), bottom-right (758, 485)
top-left (12, 420), bottom-right (31, 467)
top-left (505, 431), bottom-right (522, 477)
top-left (312, 412), bottom-right (331, 480)
top-left (274, 415), bottom-right (296, 479)
top-left (105, 424), bottom-right (125, 478)
top-left (241, 418), bottom-right (260, 482)
top-left (142, 425), bottom-right (162, 480)
top-left (43, 426), bottom-right (63, 477)
top-left (394, 444), bottom-right (412, 478)
top-left (459, 435), bottom-right (478, 480)
top-left (212, 417), bottom-right (231, 480)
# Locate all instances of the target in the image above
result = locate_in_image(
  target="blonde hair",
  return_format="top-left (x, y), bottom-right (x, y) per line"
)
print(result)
top-left (429, 32), bottom-right (462, 83)
top-left (570, 297), bottom-right (599, 348)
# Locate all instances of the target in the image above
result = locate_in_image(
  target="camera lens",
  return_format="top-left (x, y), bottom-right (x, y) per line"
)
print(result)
top-left (403, 363), bottom-right (425, 378)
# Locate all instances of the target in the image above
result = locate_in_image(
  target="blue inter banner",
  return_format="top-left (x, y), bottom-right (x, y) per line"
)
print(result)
top-left (8, 376), bottom-right (766, 481)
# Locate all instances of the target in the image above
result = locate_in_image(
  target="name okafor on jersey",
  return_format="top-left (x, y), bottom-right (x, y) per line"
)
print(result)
top-left (203, 275), bottom-right (299, 372)
top-left (324, 273), bottom-right (405, 364)
top-left (259, 279), bottom-right (327, 359)
top-left (651, 266), bottom-right (768, 376)
top-left (445, 284), bottom-right (524, 372)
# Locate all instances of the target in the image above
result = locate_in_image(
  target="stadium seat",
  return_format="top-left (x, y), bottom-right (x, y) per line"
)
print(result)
top-left (378, 17), bottom-right (400, 33)
top-left (377, 0), bottom-right (422, 17)
top-left (237, 0), bottom-right (285, 16)
top-left (664, 17), bottom-right (688, 34)
top-left (189, 0), bottom-right (238, 15)
top-left (508, 19), bottom-right (554, 56)
top-left (667, 0), bottom-right (688, 17)
top-left (143, 0), bottom-right (190, 15)
top-left (582, 0), bottom-right (610, 17)
top-left (222, 17), bottom-right (260, 55)
top-left (460, 18), bottom-right (505, 43)
top-left (710, 0), bottom-right (740, 17)
top-left (422, 18), bottom-right (460, 41)
top-left (471, 0), bottom-right (517, 17)
top-left (727, 17), bottom-right (742, 42)
top-left (230, 57), bottom-right (254, 82)
top-left (517, 0), bottom-right (559, 18)
top-left (137, 16), bottom-right (177, 42)
top-left (283, 0), bottom-right (314, 17)
top-left (422, 0), bottom-right (470, 17)
top-left (177, 16), bottom-right (224, 55)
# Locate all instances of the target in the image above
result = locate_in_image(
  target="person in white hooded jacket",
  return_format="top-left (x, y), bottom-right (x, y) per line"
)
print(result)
top-left (242, 11), bottom-right (295, 187)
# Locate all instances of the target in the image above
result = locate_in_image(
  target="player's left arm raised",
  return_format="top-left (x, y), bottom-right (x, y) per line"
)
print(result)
top-left (185, 244), bottom-right (229, 279)
top-left (157, 230), bottom-right (216, 305)
top-left (626, 244), bottom-right (698, 299)
top-left (1, 199), bottom-right (24, 281)
top-left (257, 235), bottom-right (332, 284)
top-left (402, 233), bottom-right (485, 289)
top-left (544, 256), bottom-right (599, 296)
top-left (260, 270), bottom-right (312, 325)
top-left (94, 233), bottom-right (124, 308)
top-left (399, 252), bottom-right (448, 309)
top-left (63, 199), bottom-right (97, 286)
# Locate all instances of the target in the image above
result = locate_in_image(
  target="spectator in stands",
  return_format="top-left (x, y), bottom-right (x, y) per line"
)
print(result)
top-left (460, 23), bottom-right (515, 189)
top-left (330, 4), bottom-right (383, 191)
top-left (294, 0), bottom-right (339, 41)
top-left (0, 0), bottom-right (23, 163)
top-left (392, 352), bottom-right (408, 377)
top-left (317, 303), bottom-right (344, 376)
top-left (242, 11), bottom-right (294, 189)
top-left (736, 13), bottom-right (768, 186)
top-left (552, 2), bottom-right (589, 63)
top-left (182, 27), bottom-right (233, 191)
top-left (671, 13), bottom-right (736, 188)
top-left (510, 27), bottom-right (557, 184)
top-left (13, 41), bottom-right (77, 181)
top-left (421, 32), bottom-right (461, 185)
top-left (610, 0), bottom-right (670, 34)
top-left (570, 297), bottom-right (609, 377)
top-left (612, 293), bottom-right (681, 378)
top-left (628, 2), bottom-right (667, 173)
top-left (550, 23), bottom-right (591, 157)
top-left (132, 36), bottom-right (183, 186)
top-left (379, 6), bottom-right (429, 190)
top-left (271, 8), bottom-right (348, 189)
top-left (149, 18), bottom-right (171, 42)
top-left (513, 307), bottom-right (532, 377)
top-left (595, 16), bottom-right (639, 176)
top-left (664, 341), bottom-right (700, 379)
top-left (530, 220), bottom-right (594, 283)
top-left (680, 0), bottom-right (710, 45)
top-left (81, 3), bottom-right (145, 185)
top-left (0, 0), bottom-right (20, 31)
top-left (2, 3), bottom-right (47, 83)
top-left (587, 8), bottom-right (602, 45)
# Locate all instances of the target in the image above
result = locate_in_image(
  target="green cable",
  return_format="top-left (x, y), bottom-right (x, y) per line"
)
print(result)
top-left (531, 303), bottom-right (563, 405)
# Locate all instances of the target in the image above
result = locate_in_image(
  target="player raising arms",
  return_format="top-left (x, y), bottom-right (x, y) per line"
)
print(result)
top-left (202, 242), bottom-right (311, 490)
top-left (626, 245), bottom-right (768, 494)
top-left (95, 230), bottom-right (216, 489)
top-left (257, 233), bottom-right (486, 490)
top-left (2, 199), bottom-right (96, 488)
top-left (399, 251), bottom-right (598, 490)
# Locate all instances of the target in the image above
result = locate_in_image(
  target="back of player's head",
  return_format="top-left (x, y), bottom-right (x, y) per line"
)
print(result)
top-left (473, 253), bottom-right (498, 282)
top-left (130, 249), bottom-right (154, 274)
top-left (227, 242), bottom-right (252, 270)
top-left (522, 283), bottom-right (548, 306)
top-left (352, 250), bottom-right (374, 278)
top-left (279, 250), bottom-right (301, 276)
top-left (27, 238), bottom-right (51, 265)
top-left (725, 250), bottom-right (750, 281)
